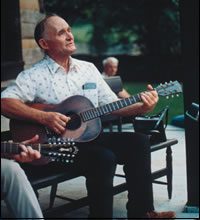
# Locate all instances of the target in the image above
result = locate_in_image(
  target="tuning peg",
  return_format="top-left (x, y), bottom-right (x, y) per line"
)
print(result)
top-left (165, 82), bottom-right (168, 84)
top-left (176, 94), bottom-right (179, 97)
top-left (48, 138), bottom-right (52, 144)
top-left (171, 95), bottom-right (174, 98)
top-left (57, 138), bottom-right (62, 144)
top-left (166, 96), bottom-right (169, 99)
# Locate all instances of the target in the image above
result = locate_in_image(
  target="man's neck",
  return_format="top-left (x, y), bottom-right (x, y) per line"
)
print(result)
top-left (47, 53), bottom-right (70, 72)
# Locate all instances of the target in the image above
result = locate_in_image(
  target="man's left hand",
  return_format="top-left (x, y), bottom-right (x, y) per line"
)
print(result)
top-left (13, 135), bottom-right (41, 163)
top-left (140, 84), bottom-right (159, 113)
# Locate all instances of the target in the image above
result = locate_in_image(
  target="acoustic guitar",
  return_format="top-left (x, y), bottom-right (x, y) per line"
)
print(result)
top-left (10, 81), bottom-right (182, 143)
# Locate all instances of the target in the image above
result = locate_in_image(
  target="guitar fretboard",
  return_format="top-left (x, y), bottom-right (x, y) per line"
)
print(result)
top-left (80, 94), bottom-right (142, 122)
top-left (1, 142), bottom-right (40, 154)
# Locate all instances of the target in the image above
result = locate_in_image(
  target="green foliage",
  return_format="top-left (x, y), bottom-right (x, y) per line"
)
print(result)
top-left (124, 81), bottom-right (184, 123)
top-left (43, 0), bottom-right (181, 55)
top-left (72, 23), bottom-right (93, 43)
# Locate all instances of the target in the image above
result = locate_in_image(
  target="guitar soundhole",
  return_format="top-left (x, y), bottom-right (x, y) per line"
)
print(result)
top-left (66, 113), bottom-right (81, 130)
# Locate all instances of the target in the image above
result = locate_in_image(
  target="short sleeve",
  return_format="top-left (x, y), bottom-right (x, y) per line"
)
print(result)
top-left (1, 71), bottom-right (37, 103)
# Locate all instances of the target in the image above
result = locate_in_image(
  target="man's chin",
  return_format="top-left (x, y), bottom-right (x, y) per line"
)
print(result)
top-left (65, 47), bottom-right (76, 56)
top-left (69, 46), bottom-right (77, 54)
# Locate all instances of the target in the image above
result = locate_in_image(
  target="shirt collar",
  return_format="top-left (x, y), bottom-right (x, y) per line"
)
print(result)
top-left (44, 55), bottom-right (60, 74)
top-left (44, 55), bottom-right (78, 74)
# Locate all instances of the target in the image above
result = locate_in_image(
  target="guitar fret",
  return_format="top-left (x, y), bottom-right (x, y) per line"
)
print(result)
top-left (110, 104), bottom-right (115, 111)
top-left (88, 110), bottom-right (92, 120)
top-left (116, 102), bottom-right (120, 109)
top-left (91, 109), bottom-right (97, 118)
top-left (118, 100), bottom-right (123, 108)
top-left (85, 111), bottom-right (90, 120)
top-left (90, 110), bottom-right (95, 119)
top-left (95, 109), bottom-right (100, 117)
top-left (101, 106), bottom-right (106, 114)
top-left (111, 102), bottom-right (116, 111)
top-left (92, 109), bottom-right (97, 118)
top-left (91, 110), bottom-right (95, 118)
top-left (101, 107), bottom-right (105, 114)
top-left (137, 94), bottom-right (142, 102)
top-left (115, 101), bottom-right (120, 108)
top-left (127, 98), bottom-right (132, 105)
top-left (81, 112), bottom-right (86, 121)
top-left (85, 111), bottom-right (90, 119)
top-left (107, 104), bottom-right (112, 112)
top-left (95, 108), bottom-right (101, 117)
top-left (121, 99), bottom-right (127, 107)
top-left (80, 112), bottom-right (85, 121)
top-left (131, 96), bottom-right (136, 104)
top-left (104, 105), bottom-right (109, 113)
top-left (97, 107), bottom-right (103, 116)
top-left (88, 110), bottom-right (94, 119)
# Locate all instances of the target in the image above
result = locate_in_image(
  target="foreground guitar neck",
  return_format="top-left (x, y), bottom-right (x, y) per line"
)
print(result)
top-left (1, 142), bottom-right (40, 154)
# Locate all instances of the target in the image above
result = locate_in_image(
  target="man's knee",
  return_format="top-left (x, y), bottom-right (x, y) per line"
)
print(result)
top-left (1, 159), bottom-right (26, 182)
top-left (88, 148), bottom-right (117, 177)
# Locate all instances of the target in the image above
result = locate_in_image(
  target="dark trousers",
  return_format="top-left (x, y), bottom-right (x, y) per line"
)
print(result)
top-left (21, 132), bottom-right (154, 218)
top-left (75, 132), bottom-right (154, 218)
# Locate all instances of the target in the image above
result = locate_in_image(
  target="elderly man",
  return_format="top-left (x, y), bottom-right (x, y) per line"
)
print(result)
top-left (102, 57), bottom-right (130, 98)
top-left (1, 14), bottom-right (175, 219)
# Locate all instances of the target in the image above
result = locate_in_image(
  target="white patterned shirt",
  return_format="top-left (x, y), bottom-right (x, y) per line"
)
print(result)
top-left (1, 55), bottom-right (118, 107)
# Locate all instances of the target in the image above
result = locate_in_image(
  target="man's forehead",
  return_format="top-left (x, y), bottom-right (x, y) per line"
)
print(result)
top-left (106, 62), bottom-right (118, 66)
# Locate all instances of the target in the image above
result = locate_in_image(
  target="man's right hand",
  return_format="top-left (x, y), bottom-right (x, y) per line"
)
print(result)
top-left (41, 112), bottom-right (71, 134)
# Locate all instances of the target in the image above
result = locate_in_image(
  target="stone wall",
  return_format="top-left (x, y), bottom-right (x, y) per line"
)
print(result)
top-left (1, 1), bottom-right (45, 131)
top-left (20, 0), bottom-right (44, 69)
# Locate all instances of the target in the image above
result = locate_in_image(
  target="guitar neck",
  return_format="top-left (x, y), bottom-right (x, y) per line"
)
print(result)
top-left (1, 142), bottom-right (40, 154)
top-left (80, 93), bottom-right (142, 122)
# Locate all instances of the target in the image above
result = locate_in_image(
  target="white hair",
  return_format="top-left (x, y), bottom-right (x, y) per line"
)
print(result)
top-left (103, 57), bottom-right (119, 66)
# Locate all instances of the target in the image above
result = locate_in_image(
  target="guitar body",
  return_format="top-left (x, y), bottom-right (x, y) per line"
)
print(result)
top-left (10, 95), bottom-right (102, 143)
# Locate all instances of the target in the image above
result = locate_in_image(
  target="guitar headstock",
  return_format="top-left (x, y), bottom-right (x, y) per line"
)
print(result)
top-left (41, 137), bottom-right (79, 164)
top-left (156, 81), bottom-right (182, 98)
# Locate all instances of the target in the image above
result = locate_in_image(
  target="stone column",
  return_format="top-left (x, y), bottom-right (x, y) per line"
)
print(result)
top-left (20, 0), bottom-right (45, 69)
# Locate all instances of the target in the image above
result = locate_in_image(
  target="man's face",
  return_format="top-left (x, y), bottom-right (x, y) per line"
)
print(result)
top-left (104, 62), bottom-right (118, 76)
top-left (41, 16), bottom-right (76, 56)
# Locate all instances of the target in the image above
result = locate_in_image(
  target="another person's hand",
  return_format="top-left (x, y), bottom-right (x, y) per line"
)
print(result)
top-left (140, 84), bottom-right (159, 113)
top-left (13, 135), bottom-right (41, 163)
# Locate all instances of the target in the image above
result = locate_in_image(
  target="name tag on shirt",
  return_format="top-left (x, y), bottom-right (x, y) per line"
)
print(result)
top-left (82, 82), bottom-right (98, 107)
top-left (82, 83), bottom-right (97, 90)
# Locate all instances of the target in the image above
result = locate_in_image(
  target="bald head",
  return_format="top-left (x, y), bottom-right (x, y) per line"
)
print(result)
top-left (34, 14), bottom-right (76, 57)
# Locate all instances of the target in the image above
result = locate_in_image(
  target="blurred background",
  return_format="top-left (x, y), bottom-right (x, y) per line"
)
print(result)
top-left (1, 0), bottom-right (198, 123)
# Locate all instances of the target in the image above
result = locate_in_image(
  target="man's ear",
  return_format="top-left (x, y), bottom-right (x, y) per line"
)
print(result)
top-left (38, 39), bottom-right (48, 50)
